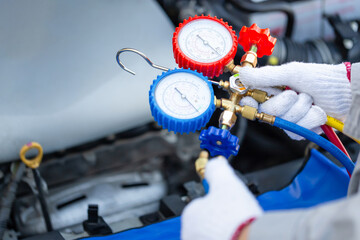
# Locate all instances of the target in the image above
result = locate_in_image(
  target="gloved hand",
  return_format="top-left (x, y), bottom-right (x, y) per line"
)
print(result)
top-left (240, 91), bottom-right (327, 140)
top-left (238, 62), bottom-right (352, 140)
top-left (181, 156), bottom-right (263, 240)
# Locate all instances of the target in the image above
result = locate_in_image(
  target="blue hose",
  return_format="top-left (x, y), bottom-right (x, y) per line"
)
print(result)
top-left (273, 117), bottom-right (355, 174)
top-left (202, 179), bottom-right (209, 194)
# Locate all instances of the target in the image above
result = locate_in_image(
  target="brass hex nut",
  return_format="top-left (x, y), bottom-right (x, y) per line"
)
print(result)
top-left (241, 51), bottom-right (258, 68)
top-left (251, 89), bottom-right (268, 103)
top-left (219, 110), bottom-right (237, 129)
top-left (241, 105), bottom-right (257, 121)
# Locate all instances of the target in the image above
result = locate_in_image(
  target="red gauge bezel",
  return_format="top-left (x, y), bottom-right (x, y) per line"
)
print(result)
top-left (173, 15), bottom-right (238, 78)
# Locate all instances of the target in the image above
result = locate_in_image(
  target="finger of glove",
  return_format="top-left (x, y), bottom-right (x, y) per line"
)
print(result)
top-left (205, 156), bottom-right (246, 194)
top-left (285, 126), bottom-right (324, 140)
top-left (259, 90), bottom-right (298, 117)
top-left (284, 106), bottom-right (327, 140)
top-left (281, 93), bottom-right (313, 123)
top-left (284, 129), bottom-right (303, 140)
top-left (296, 105), bottom-right (327, 129)
top-left (311, 126), bottom-right (324, 136)
top-left (239, 96), bottom-right (259, 108)
top-left (239, 64), bottom-right (289, 88)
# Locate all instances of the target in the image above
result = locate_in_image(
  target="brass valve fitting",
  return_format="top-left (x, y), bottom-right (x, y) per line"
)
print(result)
top-left (215, 98), bottom-right (243, 113)
top-left (218, 80), bottom-right (230, 90)
top-left (195, 151), bottom-right (209, 179)
top-left (224, 60), bottom-right (241, 75)
top-left (236, 105), bottom-right (275, 124)
top-left (256, 112), bottom-right (275, 124)
top-left (214, 96), bottom-right (222, 108)
top-left (219, 110), bottom-right (238, 129)
top-left (247, 89), bottom-right (271, 103)
top-left (241, 51), bottom-right (258, 68)
top-left (238, 105), bottom-right (258, 121)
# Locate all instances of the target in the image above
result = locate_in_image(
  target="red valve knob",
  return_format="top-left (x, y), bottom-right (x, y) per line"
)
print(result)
top-left (173, 15), bottom-right (238, 78)
top-left (238, 23), bottom-right (277, 58)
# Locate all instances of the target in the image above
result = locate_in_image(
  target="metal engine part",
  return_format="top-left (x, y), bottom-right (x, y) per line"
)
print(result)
top-left (15, 171), bottom-right (166, 236)
top-left (13, 127), bottom-right (201, 237)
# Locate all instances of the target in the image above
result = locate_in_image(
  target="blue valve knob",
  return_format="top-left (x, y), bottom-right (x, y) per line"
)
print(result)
top-left (199, 126), bottom-right (240, 158)
top-left (149, 68), bottom-right (215, 134)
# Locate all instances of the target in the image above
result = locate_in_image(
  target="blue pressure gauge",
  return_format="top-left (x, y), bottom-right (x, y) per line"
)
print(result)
top-left (149, 68), bottom-right (215, 134)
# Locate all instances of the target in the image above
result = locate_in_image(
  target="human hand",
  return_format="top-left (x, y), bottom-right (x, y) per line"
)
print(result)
top-left (240, 90), bottom-right (327, 140)
top-left (238, 62), bottom-right (351, 140)
top-left (181, 156), bottom-right (262, 240)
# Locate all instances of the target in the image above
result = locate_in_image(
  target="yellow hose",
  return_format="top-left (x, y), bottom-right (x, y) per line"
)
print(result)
top-left (326, 116), bottom-right (360, 144)
top-left (326, 116), bottom-right (344, 132)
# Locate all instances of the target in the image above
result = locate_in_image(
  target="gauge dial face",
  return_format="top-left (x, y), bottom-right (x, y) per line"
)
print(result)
top-left (155, 72), bottom-right (212, 120)
top-left (178, 19), bottom-right (234, 63)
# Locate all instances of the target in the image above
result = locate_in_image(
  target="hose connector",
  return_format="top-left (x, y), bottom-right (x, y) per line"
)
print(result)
top-left (195, 151), bottom-right (209, 179)
top-left (256, 112), bottom-right (275, 124)
top-left (247, 89), bottom-right (271, 103)
top-left (238, 105), bottom-right (258, 121)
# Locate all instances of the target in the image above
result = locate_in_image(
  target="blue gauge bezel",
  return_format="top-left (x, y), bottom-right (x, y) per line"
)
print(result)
top-left (149, 68), bottom-right (215, 134)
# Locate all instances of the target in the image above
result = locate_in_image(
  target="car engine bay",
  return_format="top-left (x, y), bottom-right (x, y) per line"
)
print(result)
top-left (0, 0), bottom-right (360, 239)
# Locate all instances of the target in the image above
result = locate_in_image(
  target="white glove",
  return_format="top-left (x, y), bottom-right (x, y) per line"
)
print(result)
top-left (238, 62), bottom-right (351, 140)
top-left (181, 156), bottom-right (263, 240)
top-left (240, 90), bottom-right (327, 140)
top-left (239, 62), bottom-right (351, 121)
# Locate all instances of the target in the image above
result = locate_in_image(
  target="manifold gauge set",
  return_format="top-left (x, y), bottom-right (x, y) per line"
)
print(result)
top-left (117, 15), bottom-right (277, 158)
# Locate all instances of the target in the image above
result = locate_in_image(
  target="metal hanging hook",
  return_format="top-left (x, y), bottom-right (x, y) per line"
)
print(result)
top-left (116, 48), bottom-right (170, 75)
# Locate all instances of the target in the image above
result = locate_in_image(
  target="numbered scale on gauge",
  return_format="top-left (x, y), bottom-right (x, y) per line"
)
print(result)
top-left (149, 68), bottom-right (215, 134)
top-left (173, 15), bottom-right (238, 77)
top-left (179, 20), bottom-right (232, 63)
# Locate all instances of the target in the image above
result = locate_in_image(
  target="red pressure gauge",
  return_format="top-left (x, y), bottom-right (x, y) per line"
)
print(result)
top-left (173, 16), bottom-right (238, 78)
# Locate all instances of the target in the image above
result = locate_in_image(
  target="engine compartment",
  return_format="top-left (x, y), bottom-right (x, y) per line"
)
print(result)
top-left (1, 0), bottom-right (360, 239)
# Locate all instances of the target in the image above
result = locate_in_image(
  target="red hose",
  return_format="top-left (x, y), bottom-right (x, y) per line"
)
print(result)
top-left (321, 124), bottom-right (351, 177)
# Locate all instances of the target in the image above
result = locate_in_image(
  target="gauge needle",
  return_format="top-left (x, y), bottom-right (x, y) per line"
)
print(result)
top-left (174, 87), bottom-right (199, 112)
top-left (196, 34), bottom-right (221, 56)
